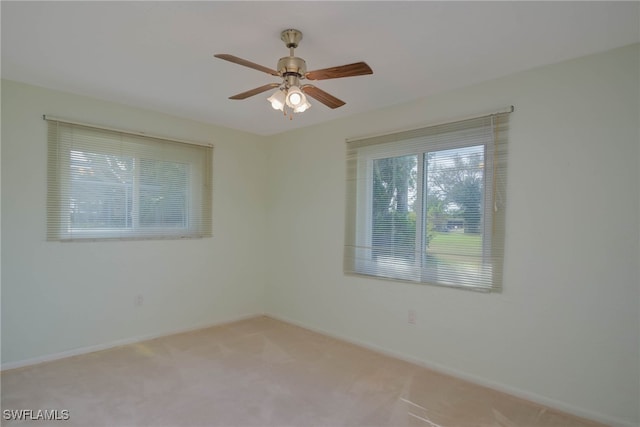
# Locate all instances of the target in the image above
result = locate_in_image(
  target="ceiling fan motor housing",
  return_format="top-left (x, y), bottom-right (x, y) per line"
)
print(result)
top-left (277, 56), bottom-right (307, 79)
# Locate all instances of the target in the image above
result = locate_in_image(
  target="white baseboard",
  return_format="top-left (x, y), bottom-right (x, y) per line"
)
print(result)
top-left (1, 313), bottom-right (262, 372)
top-left (264, 312), bottom-right (637, 427)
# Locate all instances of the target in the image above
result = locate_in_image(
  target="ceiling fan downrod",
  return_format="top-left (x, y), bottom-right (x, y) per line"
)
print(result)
top-left (277, 30), bottom-right (307, 81)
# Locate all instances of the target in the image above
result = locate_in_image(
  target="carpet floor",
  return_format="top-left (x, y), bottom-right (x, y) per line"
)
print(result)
top-left (1, 316), bottom-right (605, 426)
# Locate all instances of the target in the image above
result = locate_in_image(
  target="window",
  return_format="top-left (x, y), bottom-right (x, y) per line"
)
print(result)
top-left (46, 118), bottom-right (213, 241)
top-left (344, 111), bottom-right (511, 292)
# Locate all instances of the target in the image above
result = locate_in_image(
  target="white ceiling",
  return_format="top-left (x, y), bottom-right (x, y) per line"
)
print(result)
top-left (2, 1), bottom-right (639, 136)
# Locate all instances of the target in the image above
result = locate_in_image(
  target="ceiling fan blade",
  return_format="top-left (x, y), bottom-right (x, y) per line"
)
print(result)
top-left (301, 85), bottom-right (346, 109)
top-left (214, 54), bottom-right (279, 77)
top-left (305, 62), bottom-right (373, 81)
top-left (229, 83), bottom-right (281, 100)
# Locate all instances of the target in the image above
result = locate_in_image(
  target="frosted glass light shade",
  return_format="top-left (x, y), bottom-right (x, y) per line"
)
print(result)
top-left (293, 99), bottom-right (311, 113)
top-left (267, 90), bottom-right (286, 111)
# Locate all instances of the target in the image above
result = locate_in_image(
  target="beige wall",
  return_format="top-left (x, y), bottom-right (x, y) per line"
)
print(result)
top-left (264, 44), bottom-right (639, 426)
top-left (2, 44), bottom-right (639, 426)
top-left (1, 80), bottom-right (268, 365)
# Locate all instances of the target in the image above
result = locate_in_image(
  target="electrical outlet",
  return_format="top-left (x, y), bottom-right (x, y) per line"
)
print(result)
top-left (134, 294), bottom-right (144, 307)
top-left (408, 309), bottom-right (416, 325)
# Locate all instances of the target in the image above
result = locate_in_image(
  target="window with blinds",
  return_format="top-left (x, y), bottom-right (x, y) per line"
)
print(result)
top-left (344, 110), bottom-right (511, 292)
top-left (46, 118), bottom-right (213, 241)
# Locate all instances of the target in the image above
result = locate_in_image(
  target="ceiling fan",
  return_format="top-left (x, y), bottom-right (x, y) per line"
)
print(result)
top-left (214, 29), bottom-right (373, 116)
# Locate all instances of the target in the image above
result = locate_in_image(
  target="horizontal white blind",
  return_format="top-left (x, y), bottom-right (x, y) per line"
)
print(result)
top-left (47, 119), bottom-right (213, 241)
top-left (344, 111), bottom-right (510, 292)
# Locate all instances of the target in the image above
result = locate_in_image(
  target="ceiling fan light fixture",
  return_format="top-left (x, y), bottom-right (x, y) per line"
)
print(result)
top-left (285, 86), bottom-right (306, 108)
top-left (267, 89), bottom-right (286, 111)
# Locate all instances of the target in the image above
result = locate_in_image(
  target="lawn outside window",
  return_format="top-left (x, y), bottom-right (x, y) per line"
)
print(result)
top-left (46, 118), bottom-right (213, 241)
top-left (344, 111), bottom-right (511, 292)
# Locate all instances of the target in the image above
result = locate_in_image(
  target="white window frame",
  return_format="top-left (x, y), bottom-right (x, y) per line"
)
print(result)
top-left (46, 117), bottom-right (213, 241)
top-left (345, 110), bottom-right (511, 292)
